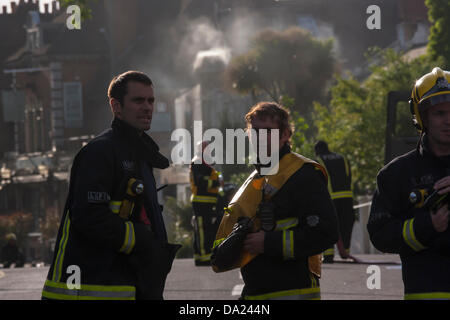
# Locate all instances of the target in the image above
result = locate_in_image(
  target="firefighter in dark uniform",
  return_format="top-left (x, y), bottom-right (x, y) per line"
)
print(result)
top-left (41, 71), bottom-right (180, 300)
top-left (190, 141), bottom-right (223, 266)
top-left (1, 233), bottom-right (24, 268)
top-left (315, 141), bottom-right (354, 263)
top-left (211, 102), bottom-right (338, 300)
top-left (368, 67), bottom-right (450, 299)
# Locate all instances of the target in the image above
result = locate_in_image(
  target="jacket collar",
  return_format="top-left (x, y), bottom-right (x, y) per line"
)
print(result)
top-left (111, 117), bottom-right (169, 169)
top-left (254, 143), bottom-right (291, 175)
top-left (418, 134), bottom-right (450, 168)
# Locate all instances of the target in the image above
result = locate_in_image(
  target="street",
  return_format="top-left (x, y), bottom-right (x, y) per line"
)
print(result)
top-left (0, 254), bottom-right (403, 300)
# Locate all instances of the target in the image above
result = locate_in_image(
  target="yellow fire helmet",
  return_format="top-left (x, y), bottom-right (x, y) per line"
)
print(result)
top-left (5, 233), bottom-right (17, 241)
top-left (410, 67), bottom-right (450, 131)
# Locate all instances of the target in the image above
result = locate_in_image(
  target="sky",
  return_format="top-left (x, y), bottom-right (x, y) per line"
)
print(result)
top-left (0, 0), bottom-right (58, 13)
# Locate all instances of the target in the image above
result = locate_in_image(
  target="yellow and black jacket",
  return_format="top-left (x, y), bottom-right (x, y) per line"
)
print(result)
top-left (42, 118), bottom-right (179, 300)
top-left (368, 135), bottom-right (450, 299)
top-left (190, 160), bottom-right (220, 205)
top-left (213, 144), bottom-right (339, 300)
top-left (316, 152), bottom-right (352, 201)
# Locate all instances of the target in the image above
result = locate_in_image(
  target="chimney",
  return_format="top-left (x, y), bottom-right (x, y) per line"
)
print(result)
top-left (1, 6), bottom-right (7, 14)
top-left (11, 2), bottom-right (17, 13)
top-left (44, 3), bottom-right (49, 14)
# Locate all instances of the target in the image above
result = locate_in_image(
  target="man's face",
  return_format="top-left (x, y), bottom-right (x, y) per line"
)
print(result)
top-left (111, 81), bottom-right (155, 132)
top-left (248, 116), bottom-right (290, 156)
top-left (423, 101), bottom-right (450, 148)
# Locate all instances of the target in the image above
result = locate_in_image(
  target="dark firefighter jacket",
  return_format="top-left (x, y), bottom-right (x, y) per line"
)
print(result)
top-left (367, 135), bottom-right (450, 299)
top-left (316, 152), bottom-right (352, 200)
top-left (190, 160), bottom-right (220, 205)
top-left (214, 144), bottom-right (339, 300)
top-left (42, 118), bottom-right (180, 300)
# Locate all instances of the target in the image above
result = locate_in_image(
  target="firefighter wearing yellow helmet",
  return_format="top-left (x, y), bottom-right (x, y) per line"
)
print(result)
top-left (368, 67), bottom-right (450, 300)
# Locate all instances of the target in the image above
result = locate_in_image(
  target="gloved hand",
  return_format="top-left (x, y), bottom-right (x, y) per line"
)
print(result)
top-left (211, 217), bottom-right (253, 271)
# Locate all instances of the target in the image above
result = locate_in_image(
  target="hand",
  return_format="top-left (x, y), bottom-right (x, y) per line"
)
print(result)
top-left (431, 203), bottom-right (449, 233)
top-left (433, 176), bottom-right (450, 194)
top-left (243, 231), bottom-right (265, 254)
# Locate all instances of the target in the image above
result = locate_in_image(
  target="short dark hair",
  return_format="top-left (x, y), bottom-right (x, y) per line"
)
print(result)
top-left (245, 101), bottom-right (294, 141)
top-left (107, 71), bottom-right (153, 105)
top-left (314, 140), bottom-right (329, 155)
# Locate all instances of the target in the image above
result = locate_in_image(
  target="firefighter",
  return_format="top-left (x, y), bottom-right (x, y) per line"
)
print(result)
top-left (315, 141), bottom-right (354, 263)
top-left (41, 71), bottom-right (180, 300)
top-left (1, 233), bottom-right (24, 268)
top-left (211, 102), bottom-right (338, 300)
top-left (190, 141), bottom-right (222, 266)
top-left (367, 67), bottom-right (450, 299)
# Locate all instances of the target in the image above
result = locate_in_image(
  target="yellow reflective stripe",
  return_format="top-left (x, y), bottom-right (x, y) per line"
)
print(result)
top-left (42, 280), bottom-right (135, 300)
top-left (119, 221), bottom-right (135, 254)
top-left (402, 218), bottom-right (427, 252)
top-left (405, 292), bottom-right (450, 300)
top-left (191, 195), bottom-right (218, 203)
top-left (52, 212), bottom-right (71, 282)
top-left (323, 248), bottom-right (334, 256)
top-left (317, 158), bottom-right (332, 194)
top-left (194, 253), bottom-right (211, 262)
top-left (310, 273), bottom-right (319, 288)
top-left (213, 238), bottom-right (225, 248)
top-left (198, 216), bottom-right (206, 256)
top-left (109, 201), bottom-right (122, 214)
top-left (282, 230), bottom-right (294, 260)
top-left (343, 157), bottom-right (350, 177)
top-left (275, 218), bottom-right (298, 231)
top-left (330, 190), bottom-right (353, 199)
top-left (244, 287), bottom-right (320, 300)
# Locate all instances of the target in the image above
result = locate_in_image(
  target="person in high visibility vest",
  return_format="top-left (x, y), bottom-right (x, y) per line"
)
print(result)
top-left (368, 67), bottom-right (450, 300)
top-left (315, 140), bottom-right (354, 263)
top-left (190, 141), bottom-right (223, 266)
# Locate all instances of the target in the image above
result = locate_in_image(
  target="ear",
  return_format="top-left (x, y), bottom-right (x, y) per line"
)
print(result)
top-left (280, 127), bottom-right (290, 145)
top-left (110, 98), bottom-right (122, 118)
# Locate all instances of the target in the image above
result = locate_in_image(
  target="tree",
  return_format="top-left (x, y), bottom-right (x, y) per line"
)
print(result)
top-left (225, 27), bottom-right (335, 116)
top-left (426, 0), bottom-right (450, 68)
top-left (313, 48), bottom-right (444, 194)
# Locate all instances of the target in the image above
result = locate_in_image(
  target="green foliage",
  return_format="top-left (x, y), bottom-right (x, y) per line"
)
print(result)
top-left (426, 0), bottom-right (450, 68)
top-left (225, 27), bottom-right (335, 116)
top-left (313, 48), bottom-right (445, 193)
top-left (164, 197), bottom-right (194, 258)
top-left (281, 95), bottom-right (315, 159)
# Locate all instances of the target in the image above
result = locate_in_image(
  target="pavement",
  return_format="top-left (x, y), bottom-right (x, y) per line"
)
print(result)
top-left (0, 254), bottom-right (403, 300)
